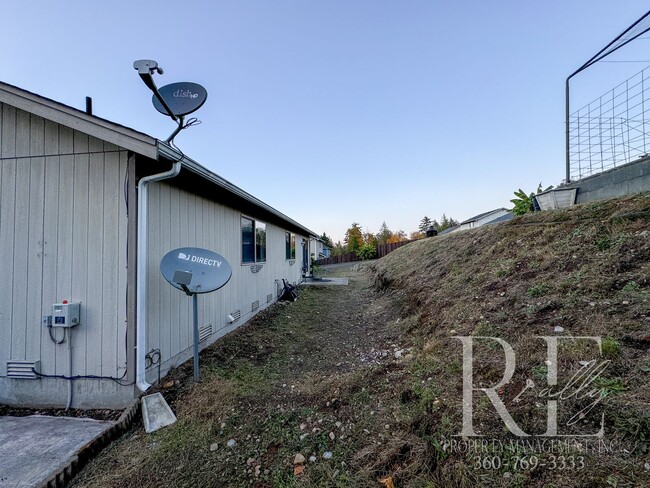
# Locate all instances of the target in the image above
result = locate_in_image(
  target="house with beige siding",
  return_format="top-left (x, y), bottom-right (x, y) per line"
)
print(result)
top-left (0, 82), bottom-right (316, 409)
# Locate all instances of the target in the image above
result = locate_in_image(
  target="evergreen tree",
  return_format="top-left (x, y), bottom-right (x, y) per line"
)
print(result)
top-left (419, 216), bottom-right (433, 233)
top-left (376, 221), bottom-right (393, 245)
top-left (319, 232), bottom-right (333, 248)
top-left (438, 214), bottom-right (459, 231)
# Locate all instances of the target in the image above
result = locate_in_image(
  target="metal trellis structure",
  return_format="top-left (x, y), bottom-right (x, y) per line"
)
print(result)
top-left (565, 9), bottom-right (650, 182)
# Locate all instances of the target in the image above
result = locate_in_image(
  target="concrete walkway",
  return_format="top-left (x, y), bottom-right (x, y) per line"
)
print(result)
top-left (0, 415), bottom-right (115, 488)
top-left (300, 277), bottom-right (349, 286)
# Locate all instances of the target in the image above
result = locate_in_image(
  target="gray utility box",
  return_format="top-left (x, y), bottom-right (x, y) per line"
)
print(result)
top-left (52, 302), bottom-right (80, 327)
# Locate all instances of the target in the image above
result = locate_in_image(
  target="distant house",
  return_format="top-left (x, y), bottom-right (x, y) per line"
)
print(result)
top-left (310, 238), bottom-right (331, 260)
top-left (457, 208), bottom-right (511, 231)
top-left (0, 82), bottom-right (317, 409)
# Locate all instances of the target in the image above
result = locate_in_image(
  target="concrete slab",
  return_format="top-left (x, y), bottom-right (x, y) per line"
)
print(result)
top-left (301, 277), bottom-right (349, 286)
top-left (141, 392), bottom-right (177, 433)
top-left (0, 415), bottom-right (115, 488)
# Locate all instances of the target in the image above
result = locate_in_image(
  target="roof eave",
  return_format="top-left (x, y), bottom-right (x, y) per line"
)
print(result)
top-left (0, 81), bottom-right (158, 159)
top-left (157, 142), bottom-right (317, 238)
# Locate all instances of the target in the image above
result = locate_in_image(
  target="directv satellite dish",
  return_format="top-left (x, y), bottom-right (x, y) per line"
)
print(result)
top-left (160, 247), bottom-right (232, 295)
top-left (152, 82), bottom-right (208, 117)
top-left (160, 247), bottom-right (232, 383)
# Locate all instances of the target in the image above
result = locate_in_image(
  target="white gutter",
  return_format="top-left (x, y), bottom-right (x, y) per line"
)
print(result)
top-left (136, 159), bottom-right (182, 392)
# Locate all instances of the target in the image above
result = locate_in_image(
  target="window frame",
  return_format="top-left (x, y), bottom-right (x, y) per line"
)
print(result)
top-left (285, 231), bottom-right (296, 260)
top-left (241, 215), bottom-right (267, 265)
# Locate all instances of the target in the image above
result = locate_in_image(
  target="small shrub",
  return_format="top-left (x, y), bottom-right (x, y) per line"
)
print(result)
top-left (595, 236), bottom-right (613, 251)
top-left (622, 281), bottom-right (640, 292)
top-left (526, 283), bottom-right (549, 297)
top-left (356, 243), bottom-right (377, 260)
top-left (601, 337), bottom-right (621, 358)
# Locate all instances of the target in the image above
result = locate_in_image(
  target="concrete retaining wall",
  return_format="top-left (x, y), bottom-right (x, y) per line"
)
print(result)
top-left (567, 156), bottom-right (650, 203)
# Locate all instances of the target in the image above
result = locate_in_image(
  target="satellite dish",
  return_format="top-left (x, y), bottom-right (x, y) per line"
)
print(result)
top-left (152, 82), bottom-right (208, 117)
top-left (160, 247), bottom-right (232, 384)
top-left (160, 247), bottom-right (231, 295)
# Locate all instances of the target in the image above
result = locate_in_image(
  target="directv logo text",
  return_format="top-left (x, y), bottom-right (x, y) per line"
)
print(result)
top-left (178, 252), bottom-right (222, 267)
top-left (173, 89), bottom-right (199, 99)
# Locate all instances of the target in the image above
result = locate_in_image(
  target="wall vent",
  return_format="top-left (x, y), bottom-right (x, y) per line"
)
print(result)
top-left (199, 324), bottom-right (212, 342)
top-left (7, 360), bottom-right (40, 379)
top-left (267, 293), bottom-right (273, 304)
top-left (252, 300), bottom-right (259, 312)
top-left (230, 309), bottom-right (241, 323)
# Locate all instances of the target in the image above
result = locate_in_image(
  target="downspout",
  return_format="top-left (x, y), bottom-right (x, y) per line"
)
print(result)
top-left (136, 157), bottom-right (182, 392)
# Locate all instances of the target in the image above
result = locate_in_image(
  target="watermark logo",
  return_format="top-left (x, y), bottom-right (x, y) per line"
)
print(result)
top-left (453, 336), bottom-right (608, 438)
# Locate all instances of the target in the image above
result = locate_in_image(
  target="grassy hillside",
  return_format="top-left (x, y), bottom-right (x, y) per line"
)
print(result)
top-left (73, 194), bottom-right (650, 487)
top-left (371, 192), bottom-right (650, 486)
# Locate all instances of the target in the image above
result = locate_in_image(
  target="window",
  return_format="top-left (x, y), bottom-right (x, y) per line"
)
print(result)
top-left (256, 222), bottom-right (266, 262)
top-left (242, 216), bottom-right (266, 264)
top-left (285, 231), bottom-right (296, 259)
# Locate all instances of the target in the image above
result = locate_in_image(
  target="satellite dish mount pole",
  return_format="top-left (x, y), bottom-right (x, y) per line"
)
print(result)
top-left (176, 277), bottom-right (200, 383)
top-left (133, 59), bottom-right (186, 145)
top-left (191, 292), bottom-right (199, 383)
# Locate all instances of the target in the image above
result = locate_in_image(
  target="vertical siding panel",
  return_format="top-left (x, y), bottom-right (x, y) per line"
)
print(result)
top-left (101, 151), bottom-right (119, 376)
top-left (116, 152), bottom-right (128, 375)
top-left (86, 151), bottom-right (104, 375)
top-left (159, 183), bottom-right (172, 365)
top-left (71, 152), bottom-right (89, 375)
top-left (25, 155), bottom-right (45, 364)
top-left (0, 156), bottom-right (16, 373)
top-left (15, 109), bottom-right (30, 158)
top-left (178, 189), bottom-right (189, 355)
top-left (88, 136), bottom-right (103, 154)
top-left (186, 193), bottom-right (197, 349)
top-left (73, 130), bottom-right (89, 154)
top-left (55, 126), bottom-right (74, 375)
top-left (29, 115), bottom-right (45, 157)
top-left (1, 105), bottom-right (16, 158)
top-left (168, 186), bottom-right (180, 358)
top-left (40, 120), bottom-right (60, 374)
top-left (11, 157), bottom-right (30, 361)
top-left (26, 115), bottom-right (45, 366)
top-left (206, 200), bottom-right (217, 331)
top-left (195, 197), bottom-right (204, 328)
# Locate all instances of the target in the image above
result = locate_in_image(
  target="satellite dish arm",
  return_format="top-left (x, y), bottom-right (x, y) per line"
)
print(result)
top-left (165, 115), bottom-right (185, 144)
top-left (133, 59), bottom-right (178, 122)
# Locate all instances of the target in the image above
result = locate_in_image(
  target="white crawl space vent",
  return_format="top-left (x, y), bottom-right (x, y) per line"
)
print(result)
top-left (7, 360), bottom-right (40, 379)
top-left (230, 309), bottom-right (241, 323)
top-left (199, 324), bottom-right (212, 343)
top-left (251, 300), bottom-right (259, 312)
top-left (267, 293), bottom-right (273, 303)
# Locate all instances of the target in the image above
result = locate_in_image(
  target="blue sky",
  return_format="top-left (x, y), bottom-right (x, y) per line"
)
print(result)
top-left (2, 1), bottom-right (649, 242)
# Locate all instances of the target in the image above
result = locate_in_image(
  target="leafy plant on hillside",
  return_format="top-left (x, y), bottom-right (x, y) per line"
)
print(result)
top-left (511, 183), bottom-right (553, 216)
top-left (356, 243), bottom-right (377, 260)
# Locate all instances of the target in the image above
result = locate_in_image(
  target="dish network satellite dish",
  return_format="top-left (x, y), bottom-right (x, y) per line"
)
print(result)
top-left (133, 59), bottom-right (208, 144)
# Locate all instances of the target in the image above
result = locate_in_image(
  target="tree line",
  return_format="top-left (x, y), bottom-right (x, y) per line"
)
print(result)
top-left (324, 214), bottom-right (459, 257)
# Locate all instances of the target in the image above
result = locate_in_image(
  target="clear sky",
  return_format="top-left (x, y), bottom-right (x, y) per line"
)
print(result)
top-left (2, 1), bottom-right (649, 243)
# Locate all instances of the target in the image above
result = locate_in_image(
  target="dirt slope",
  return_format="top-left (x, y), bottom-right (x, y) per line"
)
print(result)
top-left (72, 193), bottom-right (650, 487)
top-left (371, 192), bottom-right (650, 487)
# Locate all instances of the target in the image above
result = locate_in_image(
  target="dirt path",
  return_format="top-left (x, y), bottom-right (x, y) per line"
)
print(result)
top-left (72, 264), bottom-right (410, 488)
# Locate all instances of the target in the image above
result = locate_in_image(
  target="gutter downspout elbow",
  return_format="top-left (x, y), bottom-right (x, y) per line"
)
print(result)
top-left (136, 159), bottom-right (182, 392)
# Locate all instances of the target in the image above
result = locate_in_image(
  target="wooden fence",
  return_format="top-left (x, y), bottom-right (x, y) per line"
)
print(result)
top-left (314, 239), bottom-right (418, 266)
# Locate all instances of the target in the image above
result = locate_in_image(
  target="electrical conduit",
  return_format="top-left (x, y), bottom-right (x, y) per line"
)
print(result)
top-left (136, 159), bottom-right (182, 392)
top-left (66, 329), bottom-right (72, 410)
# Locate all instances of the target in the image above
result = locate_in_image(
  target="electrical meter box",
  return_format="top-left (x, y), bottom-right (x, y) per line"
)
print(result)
top-left (52, 302), bottom-right (80, 327)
